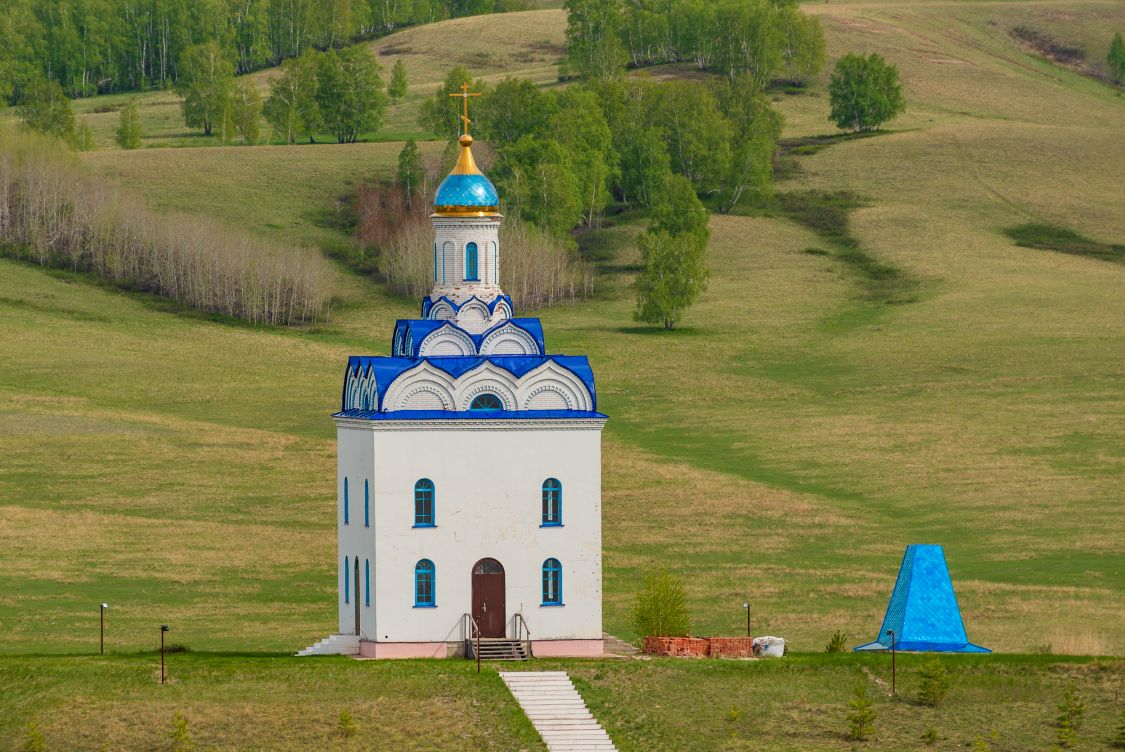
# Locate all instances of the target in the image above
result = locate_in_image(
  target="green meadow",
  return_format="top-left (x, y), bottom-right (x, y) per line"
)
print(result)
top-left (1, 0), bottom-right (1123, 749)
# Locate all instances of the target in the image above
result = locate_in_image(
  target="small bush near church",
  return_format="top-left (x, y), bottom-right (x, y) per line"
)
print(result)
top-left (21, 722), bottom-right (45, 752)
top-left (825, 630), bottom-right (848, 652)
top-left (168, 713), bottom-right (194, 752)
top-left (916, 659), bottom-right (951, 706)
top-left (338, 708), bottom-right (358, 737)
top-left (630, 571), bottom-right (690, 638)
top-left (1055, 683), bottom-right (1084, 748)
top-left (846, 681), bottom-right (876, 741)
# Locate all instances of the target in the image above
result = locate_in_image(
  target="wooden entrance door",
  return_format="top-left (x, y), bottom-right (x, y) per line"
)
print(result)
top-left (353, 558), bottom-right (360, 636)
top-left (472, 559), bottom-right (506, 638)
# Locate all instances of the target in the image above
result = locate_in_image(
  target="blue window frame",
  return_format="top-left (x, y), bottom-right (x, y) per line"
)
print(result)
top-left (542, 558), bottom-right (562, 606)
top-left (414, 479), bottom-right (435, 527)
top-left (469, 393), bottom-right (503, 411)
top-left (415, 559), bottom-right (435, 607)
top-left (364, 479), bottom-right (369, 527)
top-left (343, 477), bottom-right (349, 525)
top-left (465, 242), bottom-right (479, 281)
top-left (344, 556), bottom-right (350, 604)
top-left (542, 478), bottom-right (562, 526)
top-left (365, 559), bottom-right (370, 607)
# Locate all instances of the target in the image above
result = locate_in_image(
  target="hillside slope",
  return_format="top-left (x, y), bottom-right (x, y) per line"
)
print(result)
top-left (2, 0), bottom-right (1123, 663)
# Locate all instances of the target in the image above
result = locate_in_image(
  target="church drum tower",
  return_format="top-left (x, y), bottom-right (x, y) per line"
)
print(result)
top-left (328, 94), bottom-right (606, 659)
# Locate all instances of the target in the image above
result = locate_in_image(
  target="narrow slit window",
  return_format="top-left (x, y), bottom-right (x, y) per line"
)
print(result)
top-left (415, 559), bottom-right (435, 607)
top-left (465, 242), bottom-right (479, 281)
top-left (542, 558), bottom-right (562, 605)
top-left (542, 478), bottom-right (562, 526)
top-left (414, 479), bottom-right (435, 527)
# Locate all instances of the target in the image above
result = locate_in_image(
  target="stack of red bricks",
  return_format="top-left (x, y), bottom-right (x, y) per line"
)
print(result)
top-left (642, 636), bottom-right (756, 658)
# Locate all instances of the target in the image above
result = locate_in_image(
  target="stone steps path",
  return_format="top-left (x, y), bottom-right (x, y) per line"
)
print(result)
top-left (500, 671), bottom-right (617, 752)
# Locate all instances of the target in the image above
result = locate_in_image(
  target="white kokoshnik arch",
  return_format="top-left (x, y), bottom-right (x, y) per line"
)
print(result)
top-left (379, 360), bottom-right (593, 413)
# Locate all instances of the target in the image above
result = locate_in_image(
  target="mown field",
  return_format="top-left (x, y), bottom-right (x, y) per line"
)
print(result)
top-left (1, 0), bottom-right (1124, 749)
top-left (1, 652), bottom-right (1122, 752)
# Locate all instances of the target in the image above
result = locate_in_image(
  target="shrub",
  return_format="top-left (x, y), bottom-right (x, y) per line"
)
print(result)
top-left (168, 713), bottom-right (193, 752)
top-left (338, 708), bottom-right (357, 737)
top-left (828, 52), bottom-right (906, 132)
top-left (825, 630), bottom-right (848, 653)
top-left (916, 659), bottom-right (951, 706)
top-left (846, 681), bottom-right (876, 741)
top-left (116, 99), bottom-right (142, 149)
top-left (921, 726), bottom-right (939, 745)
top-left (1054, 683), bottom-right (1084, 748)
top-left (972, 737), bottom-right (991, 752)
top-left (0, 128), bottom-right (333, 325)
top-left (630, 570), bottom-right (690, 638)
top-left (1112, 707), bottom-right (1125, 748)
top-left (21, 722), bottom-right (45, 752)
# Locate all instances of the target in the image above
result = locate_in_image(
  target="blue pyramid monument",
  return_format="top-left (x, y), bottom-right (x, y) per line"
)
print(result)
top-left (854, 544), bottom-right (990, 653)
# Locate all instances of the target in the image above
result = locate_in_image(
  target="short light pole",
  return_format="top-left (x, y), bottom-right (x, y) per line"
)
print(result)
top-left (160, 625), bottom-right (170, 685)
top-left (742, 602), bottom-right (751, 637)
top-left (99, 603), bottom-right (108, 654)
top-left (888, 629), bottom-right (896, 695)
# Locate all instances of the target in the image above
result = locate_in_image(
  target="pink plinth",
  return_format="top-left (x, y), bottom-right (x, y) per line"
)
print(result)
top-left (530, 639), bottom-right (604, 658)
top-left (358, 641), bottom-right (451, 659)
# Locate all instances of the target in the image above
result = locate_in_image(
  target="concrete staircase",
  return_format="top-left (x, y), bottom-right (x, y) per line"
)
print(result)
top-left (602, 632), bottom-right (640, 657)
top-left (296, 633), bottom-right (360, 656)
top-left (469, 637), bottom-right (530, 661)
top-left (500, 671), bottom-right (617, 752)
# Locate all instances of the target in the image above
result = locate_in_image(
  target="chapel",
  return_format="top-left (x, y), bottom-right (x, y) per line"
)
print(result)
top-left (302, 89), bottom-right (606, 659)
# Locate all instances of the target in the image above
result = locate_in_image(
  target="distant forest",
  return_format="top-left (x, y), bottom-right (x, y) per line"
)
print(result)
top-left (0, 0), bottom-right (528, 100)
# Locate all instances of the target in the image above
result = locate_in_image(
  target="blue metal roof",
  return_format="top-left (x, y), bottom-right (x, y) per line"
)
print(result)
top-left (336, 409), bottom-right (606, 421)
top-left (854, 545), bottom-right (990, 653)
top-left (434, 173), bottom-right (499, 209)
top-left (343, 355), bottom-right (597, 412)
top-left (393, 318), bottom-right (545, 357)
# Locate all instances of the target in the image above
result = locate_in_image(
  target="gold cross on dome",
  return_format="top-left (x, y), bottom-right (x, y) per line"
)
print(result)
top-left (448, 82), bottom-right (481, 136)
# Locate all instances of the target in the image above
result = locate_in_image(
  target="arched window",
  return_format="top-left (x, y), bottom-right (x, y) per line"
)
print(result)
top-left (343, 477), bottom-right (349, 525)
top-left (542, 558), bottom-right (562, 606)
top-left (365, 559), bottom-right (370, 607)
top-left (415, 559), bottom-right (435, 607)
top-left (364, 480), bottom-right (370, 527)
top-left (344, 556), bottom-right (350, 604)
top-left (465, 242), bottom-right (479, 281)
top-left (469, 393), bottom-right (503, 411)
top-left (542, 478), bottom-right (562, 526)
top-left (414, 479), bottom-right (435, 527)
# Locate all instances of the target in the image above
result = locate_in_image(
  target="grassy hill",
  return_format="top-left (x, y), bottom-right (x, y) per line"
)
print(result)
top-left (1, 0), bottom-right (1123, 749)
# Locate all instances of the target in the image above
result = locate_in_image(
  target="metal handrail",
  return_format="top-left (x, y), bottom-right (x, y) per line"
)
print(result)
top-left (463, 613), bottom-right (482, 673)
top-left (514, 612), bottom-right (532, 658)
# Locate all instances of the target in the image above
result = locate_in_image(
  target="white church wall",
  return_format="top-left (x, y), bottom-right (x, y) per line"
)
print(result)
top-left (336, 417), bottom-right (604, 646)
top-left (337, 427), bottom-right (376, 638)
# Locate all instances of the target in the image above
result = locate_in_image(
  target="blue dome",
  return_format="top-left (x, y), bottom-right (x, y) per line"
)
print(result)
top-left (434, 173), bottom-right (499, 211)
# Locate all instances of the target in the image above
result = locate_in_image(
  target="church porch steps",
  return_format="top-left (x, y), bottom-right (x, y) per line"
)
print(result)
top-left (295, 633), bottom-right (360, 656)
top-left (468, 637), bottom-right (530, 661)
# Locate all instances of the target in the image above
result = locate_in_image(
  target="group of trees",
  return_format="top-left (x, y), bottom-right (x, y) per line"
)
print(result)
top-left (564, 0), bottom-right (826, 86)
top-left (414, 65), bottom-right (782, 327)
top-left (0, 128), bottom-right (333, 324)
top-left (261, 47), bottom-right (392, 143)
top-left (170, 42), bottom-right (393, 144)
top-left (0, 0), bottom-right (524, 104)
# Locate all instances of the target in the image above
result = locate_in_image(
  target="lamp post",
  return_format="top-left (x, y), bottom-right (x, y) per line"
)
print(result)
top-left (99, 603), bottom-right (108, 654)
top-left (888, 629), bottom-right (896, 695)
top-left (160, 625), bottom-right (170, 685)
top-left (742, 602), bottom-right (750, 637)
